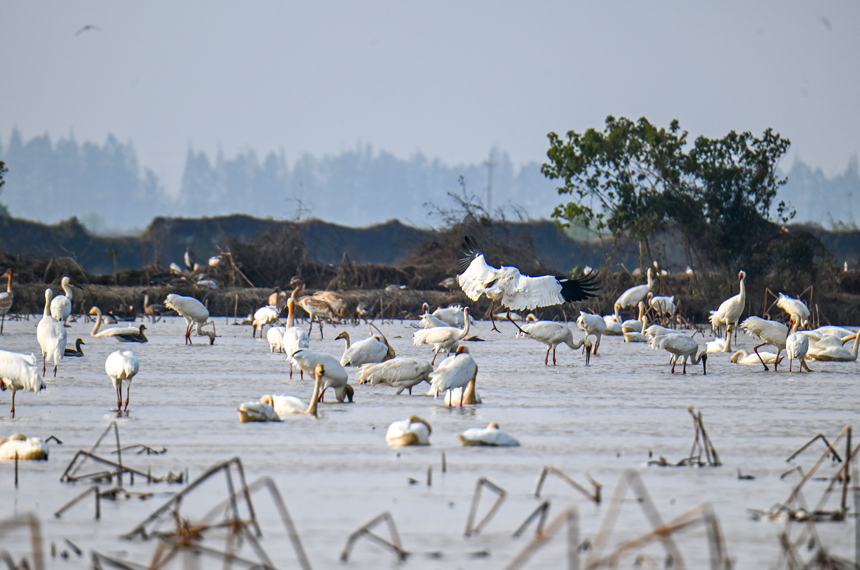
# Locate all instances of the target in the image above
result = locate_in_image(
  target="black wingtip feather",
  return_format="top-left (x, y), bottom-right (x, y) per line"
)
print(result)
top-left (558, 271), bottom-right (600, 303)
top-left (459, 236), bottom-right (483, 275)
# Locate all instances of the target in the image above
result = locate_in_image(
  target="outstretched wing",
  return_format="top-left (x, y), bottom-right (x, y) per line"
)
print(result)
top-left (457, 237), bottom-right (498, 301)
top-left (559, 272), bottom-right (600, 303)
top-left (503, 274), bottom-right (563, 310)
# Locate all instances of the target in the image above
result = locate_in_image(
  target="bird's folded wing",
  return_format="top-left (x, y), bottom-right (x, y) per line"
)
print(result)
top-left (458, 254), bottom-right (497, 301)
top-left (503, 275), bottom-right (563, 310)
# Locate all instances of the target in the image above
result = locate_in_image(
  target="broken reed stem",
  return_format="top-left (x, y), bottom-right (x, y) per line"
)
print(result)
top-left (340, 511), bottom-right (406, 563)
top-left (786, 434), bottom-right (843, 463)
top-left (54, 486), bottom-right (100, 520)
top-left (464, 477), bottom-right (507, 536)
top-left (534, 465), bottom-right (601, 503)
top-left (512, 500), bottom-right (551, 538)
top-left (504, 507), bottom-right (579, 570)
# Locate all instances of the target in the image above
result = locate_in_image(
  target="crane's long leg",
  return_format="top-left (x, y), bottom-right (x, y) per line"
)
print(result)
top-left (801, 358), bottom-right (812, 372)
top-left (552, 345), bottom-right (557, 366)
top-left (507, 309), bottom-right (527, 334)
top-left (116, 383), bottom-right (122, 410)
top-left (42, 352), bottom-right (46, 377)
top-left (11, 391), bottom-right (15, 415)
top-left (753, 343), bottom-right (770, 371)
top-left (774, 349), bottom-right (782, 372)
top-left (431, 347), bottom-right (439, 366)
top-left (307, 316), bottom-right (314, 336)
top-left (53, 363), bottom-right (58, 378)
top-left (1, 314), bottom-right (4, 334)
top-left (671, 359), bottom-right (676, 374)
top-left (544, 346), bottom-right (550, 366)
top-left (488, 301), bottom-right (500, 333)
top-left (682, 358), bottom-right (687, 374)
top-left (125, 383), bottom-right (131, 411)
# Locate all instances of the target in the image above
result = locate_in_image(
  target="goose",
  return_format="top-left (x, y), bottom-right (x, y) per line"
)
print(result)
top-left (741, 316), bottom-right (798, 371)
top-left (786, 332), bottom-right (811, 372)
top-left (730, 349), bottom-right (784, 365)
top-left (0, 268), bottom-right (14, 334)
top-left (0, 349), bottom-right (44, 415)
top-left (115, 324), bottom-right (148, 343)
top-left (519, 320), bottom-right (592, 365)
top-left (64, 338), bottom-right (86, 357)
top-left (458, 236), bottom-right (598, 332)
top-left (252, 305), bottom-right (281, 338)
top-left (357, 357), bottom-right (434, 395)
top-left (428, 346), bottom-right (478, 406)
top-left (238, 365), bottom-right (325, 421)
top-left (267, 326), bottom-right (286, 353)
top-left (49, 276), bottom-right (75, 326)
top-left (808, 331), bottom-right (860, 362)
top-left (282, 299), bottom-right (310, 379)
top-left (650, 334), bottom-right (707, 375)
top-left (290, 278), bottom-right (334, 339)
top-left (335, 331), bottom-right (394, 367)
top-left (776, 293), bottom-right (810, 328)
top-left (709, 271), bottom-right (746, 352)
top-left (89, 307), bottom-right (140, 337)
top-left (164, 294), bottom-right (216, 344)
top-left (419, 303), bottom-right (449, 328)
top-left (576, 312), bottom-right (607, 355)
top-left (105, 350), bottom-right (139, 411)
top-left (37, 289), bottom-right (66, 377)
top-left (290, 349), bottom-right (354, 403)
top-left (0, 434), bottom-right (50, 460)
top-left (459, 423), bottom-right (520, 447)
top-left (614, 268), bottom-right (653, 318)
top-left (386, 415), bottom-right (432, 446)
top-left (412, 307), bottom-right (471, 364)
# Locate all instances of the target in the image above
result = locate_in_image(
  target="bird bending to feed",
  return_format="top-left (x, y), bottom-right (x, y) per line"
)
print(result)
top-left (283, 298), bottom-right (310, 379)
top-left (267, 326), bottom-right (286, 353)
top-left (429, 346), bottom-right (478, 406)
top-left (459, 423), bottom-right (520, 447)
top-left (614, 268), bottom-right (653, 318)
top-left (457, 235), bottom-right (598, 332)
top-left (89, 307), bottom-right (142, 338)
top-left (336, 330), bottom-right (395, 367)
top-left (357, 357), bottom-right (434, 395)
top-left (37, 289), bottom-right (67, 377)
top-left (730, 349), bottom-right (783, 365)
top-left (412, 307), bottom-right (471, 365)
top-left (114, 324), bottom-right (148, 343)
top-left (649, 294), bottom-right (677, 323)
top-left (776, 293), bottom-right (810, 328)
top-left (105, 350), bottom-right (139, 411)
top-left (164, 294), bottom-right (216, 344)
top-left (64, 338), bottom-right (86, 357)
top-left (386, 415), bottom-right (432, 446)
top-left (520, 320), bottom-right (591, 365)
top-left (238, 364), bottom-right (326, 421)
top-left (49, 276), bottom-right (75, 326)
top-left (741, 316), bottom-right (797, 371)
top-left (252, 305), bottom-right (281, 338)
top-left (709, 270), bottom-right (746, 352)
top-left (808, 331), bottom-right (860, 362)
top-left (290, 278), bottom-right (334, 339)
top-left (650, 334), bottom-right (707, 374)
top-left (0, 268), bottom-right (14, 334)
top-left (576, 312), bottom-right (607, 355)
top-left (0, 434), bottom-right (51, 460)
top-left (0, 349), bottom-right (44, 415)
top-left (290, 349), bottom-right (354, 403)
top-left (786, 332), bottom-right (811, 372)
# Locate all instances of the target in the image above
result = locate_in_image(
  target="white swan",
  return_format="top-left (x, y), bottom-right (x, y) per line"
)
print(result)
top-left (89, 307), bottom-right (142, 338)
top-left (386, 415), bottom-right (432, 446)
top-left (49, 276), bottom-right (74, 326)
top-left (429, 346), bottom-right (478, 406)
top-left (808, 331), bottom-right (860, 362)
top-left (290, 349), bottom-right (353, 403)
top-left (37, 289), bottom-right (66, 377)
top-left (267, 326), bottom-right (286, 353)
top-left (730, 349), bottom-right (783, 365)
top-left (238, 365), bottom-right (325, 421)
top-left (336, 331), bottom-right (394, 367)
top-left (0, 434), bottom-right (50, 460)
top-left (459, 423), bottom-right (520, 447)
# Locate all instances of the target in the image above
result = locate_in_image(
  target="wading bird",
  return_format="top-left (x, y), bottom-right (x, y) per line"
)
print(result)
top-left (0, 349), bottom-right (44, 415)
top-left (290, 278), bottom-right (334, 339)
top-left (786, 332), bottom-right (811, 372)
top-left (776, 293), bottom-right (810, 328)
top-left (412, 307), bottom-right (471, 365)
top-left (519, 319), bottom-right (592, 366)
top-left (614, 268), bottom-right (653, 318)
top-left (709, 270), bottom-right (746, 352)
top-left (290, 349), bottom-right (354, 403)
top-left (576, 312), bottom-right (607, 355)
top-left (419, 303), bottom-right (448, 328)
top-left (650, 334), bottom-right (708, 375)
top-left (143, 293), bottom-right (167, 323)
top-left (0, 268), bottom-right (14, 334)
top-left (164, 294), bottom-right (216, 344)
top-left (37, 289), bottom-right (66, 377)
top-left (808, 331), bottom-right (860, 362)
top-left (428, 346), bottom-right (478, 406)
top-left (740, 316), bottom-right (798, 371)
top-left (50, 276), bottom-right (75, 326)
top-left (357, 357), bottom-right (434, 395)
top-left (283, 299), bottom-right (310, 379)
top-left (336, 331), bottom-right (394, 367)
top-left (238, 364), bottom-right (326, 421)
top-left (458, 236), bottom-right (598, 332)
top-left (105, 350), bottom-right (139, 411)
top-left (252, 305), bottom-right (281, 338)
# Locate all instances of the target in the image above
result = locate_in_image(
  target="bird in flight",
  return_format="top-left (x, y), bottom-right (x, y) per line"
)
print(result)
top-left (75, 24), bottom-right (102, 36)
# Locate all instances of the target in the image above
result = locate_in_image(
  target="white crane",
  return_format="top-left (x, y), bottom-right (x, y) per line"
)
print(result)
top-left (252, 305), bottom-right (281, 338)
top-left (386, 415), bottom-right (432, 446)
top-left (37, 289), bottom-right (66, 377)
top-left (0, 268), bottom-right (14, 334)
top-left (457, 236), bottom-right (598, 332)
top-left (519, 320), bottom-right (592, 365)
top-left (49, 276), bottom-right (74, 326)
top-left (238, 365), bottom-right (325, 421)
top-left (429, 346), bottom-right (478, 406)
top-left (649, 293), bottom-right (677, 324)
top-left (614, 268), bottom-right (653, 318)
top-left (282, 298), bottom-right (310, 379)
top-left (741, 316), bottom-right (798, 371)
top-left (650, 334), bottom-right (708, 374)
top-left (335, 331), bottom-right (394, 366)
top-left (709, 270), bottom-right (746, 352)
top-left (267, 326), bottom-right (286, 353)
top-left (357, 357), bottom-right (434, 395)
top-left (432, 305), bottom-right (474, 328)
top-left (419, 303), bottom-right (448, 328)
top-left (88, 307), bottom-right (141, 338)
top-left (776, 293), bottom-right (810, 328)
top-left (412, 307), bottom-right (471, 365)
top-left (105, 350), bottom-right (139, 411)
top-left (786, 332), bottom-right (811, 372)
top-left (290, 348), bottom-right (353, 403)
top-left (459, 423), bottom-right (520, 446)
top-left (0, 349), bottom-right (44, 415)
top-left (576, 311), bottom-right (607, 355)
top-left (164, 294), bottom-right (216, 344)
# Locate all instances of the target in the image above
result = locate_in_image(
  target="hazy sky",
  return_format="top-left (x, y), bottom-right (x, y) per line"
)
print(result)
top-left (2, 1), bottom-right (858, 198)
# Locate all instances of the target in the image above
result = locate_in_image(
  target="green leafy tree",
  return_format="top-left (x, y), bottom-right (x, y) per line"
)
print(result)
top-left (542, 116), bottom-right (794, 269)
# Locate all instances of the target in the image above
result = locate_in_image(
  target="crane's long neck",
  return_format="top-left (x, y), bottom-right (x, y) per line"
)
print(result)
top-left (738, 275), bottom-right (746, 306)
top-left (5, 272), bottom-right (12, 294)
top-left (306, 372), bottom-right (322, 416)
top-left (286, 300), bottom-right (295, 328)
top-left (43, 290), bottom-right (53, 318)
top-left (90, 308), bottom-right (102, 336)
top-left (457, 312), bottom-right (471, 340)
top-left (646, 269), bottom-right (653, 289)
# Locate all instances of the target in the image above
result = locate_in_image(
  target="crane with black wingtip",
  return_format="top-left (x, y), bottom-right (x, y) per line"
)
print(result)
top-left (456, 236), bottom-right (599, 333)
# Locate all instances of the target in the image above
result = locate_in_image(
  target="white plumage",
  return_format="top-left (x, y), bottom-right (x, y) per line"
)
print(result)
top-left (786, 332), bottom-right (811, 372)
top-left (37, 289), bottom-right (67, 377)
top-left (413, 307), bottom-right (471, 365)
top-left (808, 331), bottom-right (860, 362)
top-left (459, 423), bottom-right (520, 447)
top-left (0, 268), bottom-right (14, 334)
top-left (105, 350), bottom-right (139, 411)
top-left (238, 366), bottom-right (325, 421)
top-left (88, 307), bottom-right (140, 338)
top-left (429, 346), bottom-right (478, 406)
top-left (49, 276), bottom-right (74, 325)
top-left (520, 320), bottom-right (591, 365)
top-left (650, 334), bottom-right (707, 374)
top-left (386, 415), bottom-right (432, 446)
top-left (614, 268), bottom-right (653, 317)
top-left (419, 303), bottom-right (449, 328)
top-left (282, 298), bottom-right (310, 378)
top-left (0, 434), bottom-right (49, 460)
top-left (431, 305), bottom-right (474, 328)
top-left (741, 316), bottom-right (796, 371)
top-left (357, 357), bottom-right (434, 395)
top-left (164, 294), bottom-right (216, 344)
top-left (708, 270), bottom-right (746, 352)
top-left (730, 349), bottom-right (783, 365)
top-left (267, 326), bottom-right (286, 353)
top-left (335, 331), bottom-right (394, 366)
top-left (0, 349), bottom-right (44, 415)
top-left (649, 294), bottom-right (677, 320)
top-left (290, 349), bottom-right (353, 403)
top-left (776, 293), bottom-right (810, 328)
top-left (252, 305), bottom-right (281, 338)
top-left (576, 312), bottom-right (607, 355)
top-left (602, 315), bottom-right (623, 336)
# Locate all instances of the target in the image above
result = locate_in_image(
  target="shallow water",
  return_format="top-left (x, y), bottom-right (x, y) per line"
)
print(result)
top-left (1, 315), bottom-right (859, 569)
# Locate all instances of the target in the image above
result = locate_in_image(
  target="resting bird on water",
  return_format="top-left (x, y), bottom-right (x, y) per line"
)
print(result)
top-left (457, 236), bottom-right (598, 332)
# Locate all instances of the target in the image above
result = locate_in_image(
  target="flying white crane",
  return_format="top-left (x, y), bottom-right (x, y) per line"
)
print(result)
top-left (37, 289), bottom-right (66, 377)
top-left (164, 294), bottom-right (216, 344)
top-left (457, 236), bottom-right (598, 332)
top-left (105, 350), bottom-right (139, 411)
top-left (0, 349), bottom-right (44, 415)
top-left (614, 268), bottom-right (653, 318)
top-left (709, 270), bottom-right (746, 352)
top-left (49, 276), bottom-right (75, 326)
top-left (650, 334), bottom-right (708, 374)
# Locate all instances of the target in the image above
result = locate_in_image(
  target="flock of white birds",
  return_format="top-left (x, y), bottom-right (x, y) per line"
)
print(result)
top-left (2, 236), bottom-right (860, 461)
